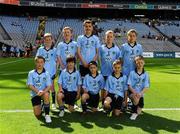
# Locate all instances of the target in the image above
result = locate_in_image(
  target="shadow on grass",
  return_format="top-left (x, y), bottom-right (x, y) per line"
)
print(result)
top-left (39, 111), bottom-right (180, 133)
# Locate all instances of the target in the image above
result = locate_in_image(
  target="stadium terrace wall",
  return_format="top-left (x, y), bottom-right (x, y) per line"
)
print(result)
top-left (18, 1), bottom-right (180, 10)
top-left (143, 52), bottom-right (180, 58)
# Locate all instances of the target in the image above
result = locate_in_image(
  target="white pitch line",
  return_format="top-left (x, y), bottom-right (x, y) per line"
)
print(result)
top-left (0, 110), bottom-right (33, 113)
top-left (143, 108), bottom-right (180, 111)
top-left (0, 108), bottom-right (180, 113)
top-left (0, 71), bottom-right (27, 75)
top-left (0, 59), bottom-right (26, 66)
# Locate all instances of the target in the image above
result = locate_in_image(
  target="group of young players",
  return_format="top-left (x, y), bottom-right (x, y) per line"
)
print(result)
top-left (27, 20), bottom-right (150, 123)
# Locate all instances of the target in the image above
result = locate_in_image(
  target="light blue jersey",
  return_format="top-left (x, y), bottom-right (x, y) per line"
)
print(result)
top-left (105, 73), bottom-right (128, 98)
top-left (120, 42), bottom-right (143, 76)
top-left (58, 69), bottom-right (82, 92)
top-left (27, 69), bottom-right (51, 97)
top-left (77, 35), bottom-right (100, 64)
top-left (10, 46), bottom-right (14, 52)
top-left (83, 73), bottom-right (105, 95)
top-left (36, 46), bottom-right (57, 78)
top-left (56, 40), bottom-right (77, 67)
top-left (16, 47), bottom-right (20, 53)
top-left (128, 69), bottom-right (150, 95)
top-left (99, 44), bottom-right (121, 76)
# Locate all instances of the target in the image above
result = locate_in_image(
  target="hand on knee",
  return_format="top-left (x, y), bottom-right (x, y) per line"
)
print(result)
top-left (104, 100), bottom-right (110, 109)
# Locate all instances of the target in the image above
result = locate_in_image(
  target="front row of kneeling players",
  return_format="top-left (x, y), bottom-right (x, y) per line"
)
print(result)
top-left (27, 55), bottom-right (150, 123)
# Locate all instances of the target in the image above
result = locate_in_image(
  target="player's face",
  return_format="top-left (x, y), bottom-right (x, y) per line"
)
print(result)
top-left (63, 29), bottom-right (72, 41)
top-left (113, 64), bottom-right (121, 74)
top-left (128, 32), bottom-right (137, 44)
top-left (84, 23), bottom-right (93, 35)
top-left (36, 59), bottom-right (44, 70)
top-left (89, 64), bottom-right (97, 74)
top-left (67, 61), bottom-right (75, 70)
top-left (135, 59), bottom-right (144, 69)
top-left (106, 33), bottom-right (114, 44)
top-left (44, 36), bottom-right (53, 46)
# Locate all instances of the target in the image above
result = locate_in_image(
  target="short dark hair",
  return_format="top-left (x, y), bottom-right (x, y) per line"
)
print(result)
top-left (83, 20), bottom-right (93, 26)
top-left (89, 61), bottom-right (97, 67)
top-left (35, 56), bottom-right (45, 63)
top-left (66, 55), bottom-right (76, 63)
top-left (134, 55), bottom-right (144, 61)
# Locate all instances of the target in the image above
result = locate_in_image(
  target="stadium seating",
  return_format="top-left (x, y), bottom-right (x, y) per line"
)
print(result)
top-left (0, 16), bottom-right (180, 52)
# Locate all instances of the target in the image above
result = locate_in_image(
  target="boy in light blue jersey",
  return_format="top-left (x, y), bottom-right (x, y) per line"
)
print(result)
top-left (57, 55), bottom-right (82, 117)
top-left (128, 55), bottom-right (150, 120)
top-left (81, 61), bottom-right (105, 114)
top-left (120, 29), bottom-right (143, 76)
top-left (56, 27), bottom-right (77, 70)
top-left (77, 20), bottom-right (100, 77)
top-left (36, 33), bottom-right (58, 110)
top-left (104, 60), bottom-right (128, 116)
top-left (99, 30), bottom-right (121, 103)
top-left (27, 56), bottom-right (52, 123)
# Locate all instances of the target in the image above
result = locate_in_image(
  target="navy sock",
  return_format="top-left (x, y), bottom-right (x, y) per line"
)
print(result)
top-left (81, 102), bottom-right (87, 112)
top-left (44, 103), bottom-right (50, 115)
top-left (59, 105), bottom-right (64, 111)
top-left (52, 92), bottom-right (56, 104)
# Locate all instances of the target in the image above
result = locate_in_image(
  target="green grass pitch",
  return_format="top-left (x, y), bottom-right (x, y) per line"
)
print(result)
top-left (0, 58), bottom-right (180, 134)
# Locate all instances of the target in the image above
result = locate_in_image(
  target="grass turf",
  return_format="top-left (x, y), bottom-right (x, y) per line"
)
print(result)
top-left (0, 58), bottom-right (180, 134)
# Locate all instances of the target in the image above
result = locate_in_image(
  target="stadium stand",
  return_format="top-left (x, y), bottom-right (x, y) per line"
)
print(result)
top-left (0, 16), bottom-right (180, 52)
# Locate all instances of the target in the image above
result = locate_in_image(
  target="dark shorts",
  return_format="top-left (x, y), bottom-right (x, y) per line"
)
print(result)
top-left (79, 65), bottom-right (90, 77)
top-left (51, 74), bottom-right (56, 80)
top-left (137, 97), bottom-right (144, 108)
top-left (107, 93), bottom-right (123, 110)
top-left (31, 96), bottom-right (41, 106)
top-left (63, 89), bottom-right (77, 106)
top-left (87, 92), bottom-right (100, 108)
top-left (103, 76), bottom-right (108, 81)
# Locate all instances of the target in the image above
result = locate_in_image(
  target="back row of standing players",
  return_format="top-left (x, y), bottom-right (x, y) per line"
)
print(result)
top-left (27, 20), bottom-right (150, 123)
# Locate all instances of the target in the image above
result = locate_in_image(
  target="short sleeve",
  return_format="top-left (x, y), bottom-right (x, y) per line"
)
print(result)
top-left (104, 76), bottom-right (110, 91)
top-left (46, 72), bottom-right (52, 86)
top-left (144, 73), bottom-right (150, 88)
top-left (77, 36), bottom-right (81, 48)
top-left (82, 75), bottom-right (88, 90)
top-left (99, 75), bottom-right (105, 89)
top-left (58, 71), bottom-right (63, 85)
top-left (77, 71), bottom-right (82, 86)
top-left (27, 72), bottom-right (33, 86)
top-left (124, 75), bottom-right (128, 91)
top-left (127, 71), bottom-right (133, 86)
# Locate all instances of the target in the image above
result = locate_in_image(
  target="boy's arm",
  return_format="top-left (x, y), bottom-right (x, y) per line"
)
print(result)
top-left (58, 84), bottom-right (64, 93)
top-left (93, 38), bottom-right (100, 61)
top-left (123, 90), bottom-right (128, 106)
top-left (57, 56), bottom-right (65, 69)
top-left (128, 85), bottom-right (136, 94)
top-left (139, 88), bottom-right (148, 97)
top-left (42, 85), bottom-right (51, 93)
top-left (76, 85), bottom-right (81, 100)
top-left (77, 47), bottom-right (88, 67)
top-left (93, 48), bottom-right (99, 61)
top-left (139, 73), bottom-right (149, 96)
top-left (28, 85), bottom-right (39, 94)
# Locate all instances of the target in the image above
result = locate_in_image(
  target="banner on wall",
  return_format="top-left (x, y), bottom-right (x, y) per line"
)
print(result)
top-left (143, 52), bottom-right (154, 58)
top-left (154, 52), bottom-right (175, 58)
top-left (0, 0), bottom-right (19, 5)
top-left (175, 52), bottom-right (180, 58)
